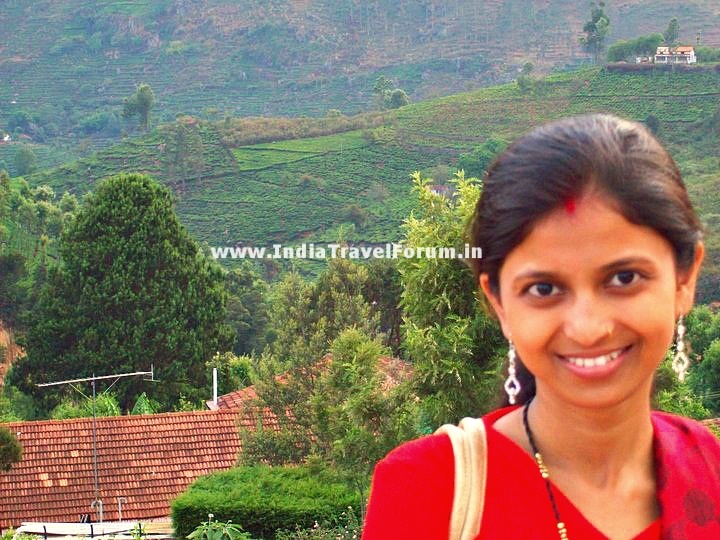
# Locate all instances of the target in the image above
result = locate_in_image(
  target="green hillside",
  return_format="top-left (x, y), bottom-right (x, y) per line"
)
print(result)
top-left (20, 65), bottom-right (720, 300)
top-left (2, 0), bottom-right (720, 166)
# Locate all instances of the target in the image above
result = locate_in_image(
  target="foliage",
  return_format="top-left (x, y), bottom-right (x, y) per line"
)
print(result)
top-left (123, 83), bottom-right (156, 131)
top-left (50, 392), bottom-right (122, 420)
top-left (696, 46), bottom-right (720, 63)
top-left (686, 305), bottom-right (720, 415)
top-left (0, 385), bottom-right (38, 422)
top-left (309, 329), bottom-right (418, 488)
top-left (689, 338), bottom-right (720, 415)
top-left (187, 515), bottom-right (253, 540)
top-left (171, 465), bottom-right (360, 540)
top-left (387, 89), bottom-right (410, 109)
top-left (372, 76), bottom-right (409, 110)
top-left (579, 2), bottom-right (610, 63)
top-left (654, 354), bottom-right (710, 420)
top-left (131, 392), bottom-right (159, 415)
top-left (161, 118), bottom-right (205, 190)
top-left (225, 263), bottom-right (269, 356)
top-left (363, 258), bottom-right (403, 354)
top-left (457, 137), bottom-right (508, 179)
top-left (206, 351), bottom-right (252, 397)
top-left (10, 173), bottom-right (233, 413)
top-left (0, 252), bottom-right (28, 328)
top-left (663, 18), bottom-right (680, 46)
top-left (274, 508), bottom-right (360, 540)
top-left (14, 146), bottom-right (37, 176)
top-left (240, 259), bottom-right (383, 468)
top-left (0, 426), bottom-right (22, 472)
top-left (607, 34), bottom-right (664, 62)
top-left (399, 171), bottom-right (505, 427)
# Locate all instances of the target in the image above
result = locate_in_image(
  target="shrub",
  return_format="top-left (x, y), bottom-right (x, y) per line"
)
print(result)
top-left (171, 465), bottom-right (361, 540)
top-left (0, 426), bottom-right (22, 471)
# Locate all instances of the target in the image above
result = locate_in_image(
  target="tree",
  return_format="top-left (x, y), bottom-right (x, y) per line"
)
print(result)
top-left (608, 33), bottom-right (664, 62)
top-left (399, 171), bottom-right (505, 428)
top-left (14, 145), bottom-right (37, 176)
top-left (364, 258), bottom-right (403, 354)
top-left (387, 89), bottom-right (410, 109)
top-left (580, 2), bottom-right (610, 63)
top-left (0, 169), bottom-right (10, 240)
top-left (50, 392), bottom-right (121, 419)
top-left (458, 137), bottom-right (508, 179)
top-left (122, 83), bottom-right (155, 131)
top-left (0, 427), bottom-right (22, 471)
top-left (161, 118), bottom-right (205, 191)
top-left (9, 173), bottom-right (233, 412)
top-left (225, 262), bottom-right (269, 356)
top-left (0, 252), bottom-right (27, 327)
top-left (372, 76), bottom-right (409, 110)
top-left (663, 17), bottom-right (680, 46)
top-left (239, 258), bottom-right (382, 467)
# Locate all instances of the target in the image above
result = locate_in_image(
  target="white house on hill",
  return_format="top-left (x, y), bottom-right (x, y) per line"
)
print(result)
top-left (655, 46), bottom-right (697, 64)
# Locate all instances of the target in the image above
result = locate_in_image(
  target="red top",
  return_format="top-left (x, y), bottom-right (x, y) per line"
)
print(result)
top-left (363, 406), bottom-right (720, 539)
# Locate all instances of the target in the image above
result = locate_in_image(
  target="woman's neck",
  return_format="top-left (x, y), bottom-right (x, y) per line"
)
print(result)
top-left (525, 386), bottom-right (656, 491)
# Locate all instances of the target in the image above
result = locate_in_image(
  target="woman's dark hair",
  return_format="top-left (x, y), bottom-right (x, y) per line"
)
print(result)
top-left (467, 113), bottom-right (704, 406)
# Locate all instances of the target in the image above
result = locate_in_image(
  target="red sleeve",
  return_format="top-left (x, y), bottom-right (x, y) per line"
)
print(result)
top-left (362, 433), bottom-right (454, 539)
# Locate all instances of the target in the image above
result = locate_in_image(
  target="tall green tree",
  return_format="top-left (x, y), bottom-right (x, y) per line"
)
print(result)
top-left (14, 145), bottom-right (37, 176)
top-left (225, 262), bottom-right (269, 356)
top-left (663, 17), bottom-right (680, 46)
top-left (240, 258), bottom-right (382, 466)
top-left (161, 118), bottom-right (205, 192)
top-left (9, 173), bottom-right (233, 412)
top-left (399, 171), bottom-right (505, 428)
top-left (122, 83), bottom-right (155, 131)
top-left (580, 1), bottom-right (610, 64)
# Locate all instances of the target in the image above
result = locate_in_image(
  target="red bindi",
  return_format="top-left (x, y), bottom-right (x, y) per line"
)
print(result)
top-left (564, 197), bottom-right (576, 215)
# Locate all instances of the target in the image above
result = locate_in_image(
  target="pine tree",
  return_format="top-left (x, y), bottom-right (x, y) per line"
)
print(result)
top-left (10, 173), bottom-right (233, 412)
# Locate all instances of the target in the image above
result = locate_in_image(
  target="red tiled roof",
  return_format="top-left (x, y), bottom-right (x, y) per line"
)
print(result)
top-left (208, 355), bottom-right (412, 410)
top-left (0, 409), bottom-right (276, 529)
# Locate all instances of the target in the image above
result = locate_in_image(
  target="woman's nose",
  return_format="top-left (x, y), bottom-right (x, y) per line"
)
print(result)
top-left (562, 296), bottom-right (613, 347)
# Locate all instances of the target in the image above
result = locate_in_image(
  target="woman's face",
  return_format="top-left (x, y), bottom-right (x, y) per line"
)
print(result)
top-left (480, 192), bottom-right (704, 409)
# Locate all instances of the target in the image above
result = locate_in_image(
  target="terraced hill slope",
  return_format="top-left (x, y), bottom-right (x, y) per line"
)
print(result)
top-left (2, 0), bottom-right (720, 160)
top-left (22, 66), bottom-right (720, 300)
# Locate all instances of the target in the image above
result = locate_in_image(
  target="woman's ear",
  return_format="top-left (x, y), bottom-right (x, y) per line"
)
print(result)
top-left (479, 273), bottom-right (511, 339)
top-left (675, 242), bottom-right (705, 318)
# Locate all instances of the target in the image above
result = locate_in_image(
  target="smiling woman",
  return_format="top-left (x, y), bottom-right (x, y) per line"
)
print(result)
top-left (362, 114), bottom-right (720, 540)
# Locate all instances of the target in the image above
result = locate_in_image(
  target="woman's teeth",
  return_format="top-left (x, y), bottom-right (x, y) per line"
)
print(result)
top-left (564, 348), bottom-right (624, 368)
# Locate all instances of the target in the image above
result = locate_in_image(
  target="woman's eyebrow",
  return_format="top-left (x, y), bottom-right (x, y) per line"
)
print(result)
top-left (511, 257), bottom-right (657, 286)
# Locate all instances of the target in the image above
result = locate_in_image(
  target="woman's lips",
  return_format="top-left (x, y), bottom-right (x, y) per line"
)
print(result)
top-left (557, 345), bottom-right (633, 379)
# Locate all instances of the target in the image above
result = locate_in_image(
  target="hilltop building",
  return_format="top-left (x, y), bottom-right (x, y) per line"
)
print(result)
top-left (654, 46), bottom-right (697, 64)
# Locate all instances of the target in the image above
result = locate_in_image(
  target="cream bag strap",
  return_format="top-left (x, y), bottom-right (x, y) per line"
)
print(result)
top-left (434, 417), bottom-right (488, 540)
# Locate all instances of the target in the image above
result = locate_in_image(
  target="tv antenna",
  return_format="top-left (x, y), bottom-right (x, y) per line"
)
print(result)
top-left (37, 367), bottom-right (158, 521)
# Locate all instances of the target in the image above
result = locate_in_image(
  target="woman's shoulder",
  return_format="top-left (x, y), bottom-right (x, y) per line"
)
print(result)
top-left (651, 409), bottom-right (720, 472)
top-left (651, 409), bottom-right (720, 446)
top-left (362, 433), bottom-right (455, 538)
top-left (376, 431), bottom-right (454, 470)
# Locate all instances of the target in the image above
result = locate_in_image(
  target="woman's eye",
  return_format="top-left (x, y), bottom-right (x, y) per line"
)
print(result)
top-left (527, 282), bottom-right (559, 297)
top-left (609, 270), bottom-right (640, 287)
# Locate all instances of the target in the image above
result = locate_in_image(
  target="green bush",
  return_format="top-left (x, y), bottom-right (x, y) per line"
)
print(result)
top-left (171, 465), bottom-right (361, 540)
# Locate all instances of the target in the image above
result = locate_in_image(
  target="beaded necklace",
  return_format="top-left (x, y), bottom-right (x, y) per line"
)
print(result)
top-left (522, 399), bottom-right (569, 540)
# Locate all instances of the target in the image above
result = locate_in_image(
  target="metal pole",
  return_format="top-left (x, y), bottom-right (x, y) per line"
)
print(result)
top-left (92, 377), bottom-right (99, 501)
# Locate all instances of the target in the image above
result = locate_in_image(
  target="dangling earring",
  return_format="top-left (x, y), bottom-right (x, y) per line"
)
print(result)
top-left (504, 340), bottom-right (521, 404)
top-left (672, 316), bottom-right (689, 382)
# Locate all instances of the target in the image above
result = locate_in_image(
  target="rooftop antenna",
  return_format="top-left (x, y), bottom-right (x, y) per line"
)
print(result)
top-left (38, 367), bottom-right (158, 521)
